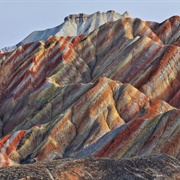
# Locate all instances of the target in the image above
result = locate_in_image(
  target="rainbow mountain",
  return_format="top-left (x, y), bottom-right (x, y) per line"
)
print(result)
top-left (0, 11), bottom-right (179, 179)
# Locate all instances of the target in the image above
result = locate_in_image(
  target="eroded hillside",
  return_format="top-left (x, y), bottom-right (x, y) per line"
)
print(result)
top-left (0, 11), bottom-right (179, 179)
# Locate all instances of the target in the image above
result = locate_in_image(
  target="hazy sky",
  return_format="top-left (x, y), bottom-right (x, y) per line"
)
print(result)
top-left (0, 0), bottom-right (179, 49)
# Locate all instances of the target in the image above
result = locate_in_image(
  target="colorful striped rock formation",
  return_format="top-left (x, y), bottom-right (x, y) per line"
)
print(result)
top-left (0, 11), bottom-right (179, 179)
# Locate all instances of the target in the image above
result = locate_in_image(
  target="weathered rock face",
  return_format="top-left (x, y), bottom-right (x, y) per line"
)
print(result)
top-left (0, 10), bottom-right (179, 178)
top-left (0, 154), bottom-right (179, 180)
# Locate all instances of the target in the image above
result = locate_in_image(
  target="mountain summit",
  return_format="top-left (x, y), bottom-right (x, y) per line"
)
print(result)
top-left (0, 11), bottom-right (130, 53)
top-left (0, 11), bottom-right (179, 179)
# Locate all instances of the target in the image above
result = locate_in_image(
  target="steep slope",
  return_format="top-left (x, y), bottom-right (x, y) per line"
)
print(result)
top-left (0, 77), bottom-right (175, 164)
top-left (0, 11), bottom-right (179, 171)
top-left (0, 155), bottom-right (179, 180)
top-left (74, 15), bottom-right (180, 107)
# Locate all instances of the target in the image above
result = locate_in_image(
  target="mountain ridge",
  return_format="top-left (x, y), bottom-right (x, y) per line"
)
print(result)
top-left (0, 11), bottom-right (130, 53)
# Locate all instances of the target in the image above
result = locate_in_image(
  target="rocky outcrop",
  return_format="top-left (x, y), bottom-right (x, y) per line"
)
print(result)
top-left (0, 154), bottom-right (179, 180)
top-left (0, 11), bottom-right (179, 174)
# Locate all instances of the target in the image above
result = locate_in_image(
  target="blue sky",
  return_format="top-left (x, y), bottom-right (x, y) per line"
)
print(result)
top-left (0, 0), bottom-right (179, 49)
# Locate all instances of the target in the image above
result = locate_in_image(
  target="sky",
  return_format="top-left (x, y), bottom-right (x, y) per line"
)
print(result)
top-left (0, 0), bottom-right (179, 49)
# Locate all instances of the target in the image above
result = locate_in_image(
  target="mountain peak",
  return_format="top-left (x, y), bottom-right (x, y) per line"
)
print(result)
top-left (0, 11), bottom-right (130, 53)
top-left (64, 10), bottom-right (130, 23)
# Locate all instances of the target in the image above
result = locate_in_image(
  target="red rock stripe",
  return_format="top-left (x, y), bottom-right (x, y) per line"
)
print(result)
top-left (0, 134), bottom-right (11, 149)
top-left (94, 118), bottom-right (145, 158)
top-left (5, 130), bottom-right (25, 155)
